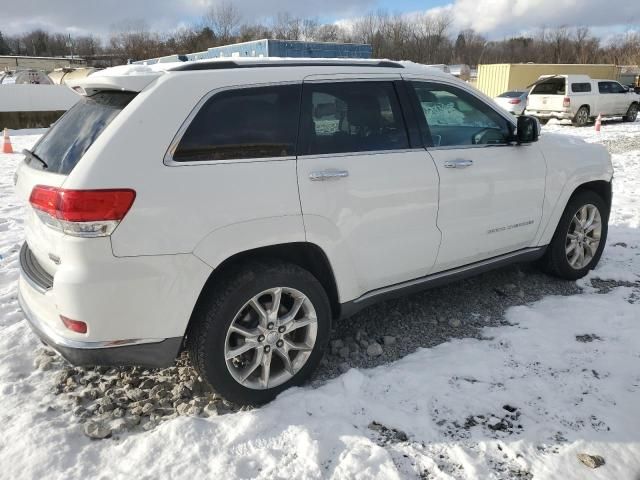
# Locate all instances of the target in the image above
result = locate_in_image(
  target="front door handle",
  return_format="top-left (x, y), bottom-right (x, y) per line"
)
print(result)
top-left (309, 170), bottom-right (349, 181)
top-left (444, 159), bottom-right (473, 169)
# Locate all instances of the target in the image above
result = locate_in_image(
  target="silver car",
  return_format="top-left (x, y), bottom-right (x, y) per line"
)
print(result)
top-left (494, 90), bottom-right (528, 115)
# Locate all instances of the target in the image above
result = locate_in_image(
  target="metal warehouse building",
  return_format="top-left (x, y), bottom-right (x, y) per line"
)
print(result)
top-left (134, 39), bottom-right (372, 65)
top-left (476, 63), bottom-right (618, 97)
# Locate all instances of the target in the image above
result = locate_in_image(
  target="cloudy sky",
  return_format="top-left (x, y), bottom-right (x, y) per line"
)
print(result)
top-left (3, 0), bottom-right (639, 39)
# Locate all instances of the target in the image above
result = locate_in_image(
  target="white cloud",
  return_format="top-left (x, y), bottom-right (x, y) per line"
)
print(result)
top-left (443, 0), bottom-right (640, 36)
top-left (2, 0), bottom-right (376, 37)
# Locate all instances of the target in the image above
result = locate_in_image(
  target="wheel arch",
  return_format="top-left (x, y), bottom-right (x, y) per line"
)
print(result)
top-left (570, 180), bottom-right (612, 213)
top-left (188, 242), bottom-right (341, 336)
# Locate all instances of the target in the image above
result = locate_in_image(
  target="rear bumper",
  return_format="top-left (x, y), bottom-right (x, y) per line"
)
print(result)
top-left (525, 110), bottom-right (573, 120)
top-left (18, 287), bottom-right (182, 368)
top-left (18, 241), bottom-right (184, 368)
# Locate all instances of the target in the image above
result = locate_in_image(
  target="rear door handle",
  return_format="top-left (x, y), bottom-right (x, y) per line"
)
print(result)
top-left (444, 159), bottom-right (473, 169)
top-left (309, 170), bottom-right (349, 181)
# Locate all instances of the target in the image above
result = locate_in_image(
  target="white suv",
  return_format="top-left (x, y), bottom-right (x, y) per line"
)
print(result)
top-left (15, 59), bottom-right (613, 405)
top-left (526, 74), bottom-right (639, 126)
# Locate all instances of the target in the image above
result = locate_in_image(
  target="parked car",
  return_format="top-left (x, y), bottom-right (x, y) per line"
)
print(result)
top-left (15, 59), bottom-right (613, 405)
top-left (525, 74), bottom-right (639, 126)
top-left (494, 90), bottom-right (528, 115)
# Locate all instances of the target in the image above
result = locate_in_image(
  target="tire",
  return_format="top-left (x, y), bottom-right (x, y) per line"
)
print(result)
top-left (540, 191), bottom-right (609, 280)
top-left (622, 103), bottom-right (638, 122)
top-left (538, 118), bottom-right (549, 125)
top-left (572, 106), bottom-right (590, 127)
top-left (187, 260), bottom-right (331, 405)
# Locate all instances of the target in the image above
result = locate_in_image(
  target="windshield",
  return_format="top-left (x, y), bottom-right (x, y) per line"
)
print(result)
top-left (498, 91), bottom-right (525, 98)
top-left (31, 91), bottom-right (136, 175)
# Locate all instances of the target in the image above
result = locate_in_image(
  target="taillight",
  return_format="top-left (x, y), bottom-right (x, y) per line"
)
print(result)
top-left (508, 99), bottom-right (521, 104)
top-left (29, 186), bottom-right (135, 237)
top-left (563, 96), bottom-right (571, 108)
top-left (60, 315), bottom-right (87, 334)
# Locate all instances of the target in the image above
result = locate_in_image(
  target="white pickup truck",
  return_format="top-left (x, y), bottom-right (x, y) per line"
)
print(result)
top-left (525, 74), bottom-right (639, 126)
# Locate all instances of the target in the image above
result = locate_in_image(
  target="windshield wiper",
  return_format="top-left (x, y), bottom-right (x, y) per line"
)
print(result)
top-left (22, 149), bottom-right (48, 169)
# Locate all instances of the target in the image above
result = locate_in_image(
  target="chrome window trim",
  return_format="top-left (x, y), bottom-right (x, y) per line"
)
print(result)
top-left (163, 80), bottom-right (301, 167)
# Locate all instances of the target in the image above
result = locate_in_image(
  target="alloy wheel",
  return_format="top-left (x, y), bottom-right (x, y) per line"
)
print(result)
top-left (224, 287), bottom-right (318, 390)
top-left (565, 204), bottom-right (602, 270)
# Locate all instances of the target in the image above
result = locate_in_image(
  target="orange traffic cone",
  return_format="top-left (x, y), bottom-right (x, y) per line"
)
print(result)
top-left (2, 128), bottom-right (13, 154)
top-left (595, 114), bottom-right (602, 132)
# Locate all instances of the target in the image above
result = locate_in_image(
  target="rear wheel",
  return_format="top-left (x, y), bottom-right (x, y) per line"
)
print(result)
top-left (572, 106), bottom-right (590, 127)
top-left (623, 103), bottom-right (638, 122)
top-left (187, 261), bottom-right (331, 405)
top-left (540, 191), bottom-right (608, 280)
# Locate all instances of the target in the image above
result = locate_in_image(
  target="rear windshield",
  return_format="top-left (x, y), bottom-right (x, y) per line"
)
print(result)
top-left (498, 91), bottom-right (525, 98)
top-left (531, 78), bottom-right (566, 95)
top-left (30, 91), bottom-right (136, 175)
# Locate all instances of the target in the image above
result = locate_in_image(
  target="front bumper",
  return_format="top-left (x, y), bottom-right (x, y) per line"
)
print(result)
top-left (18, 242), bottom-right (183, 368)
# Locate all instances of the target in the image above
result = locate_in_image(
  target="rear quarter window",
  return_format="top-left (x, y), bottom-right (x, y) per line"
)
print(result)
top-left (571, 83), bottom-right (592, 93)
top-left (31, 91), bottom-right (136, 175)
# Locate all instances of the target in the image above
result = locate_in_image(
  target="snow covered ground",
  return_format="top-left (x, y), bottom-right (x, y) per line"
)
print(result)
top-left (1, 121), bottom-right (639, 479)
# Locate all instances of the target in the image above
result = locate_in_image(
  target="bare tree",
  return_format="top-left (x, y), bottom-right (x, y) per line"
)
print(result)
top-left (205, 1), bottom-right (241, 43)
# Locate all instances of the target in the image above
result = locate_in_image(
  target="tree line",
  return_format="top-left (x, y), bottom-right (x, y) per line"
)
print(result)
top-left (1, 3), bottom-right (639, 67)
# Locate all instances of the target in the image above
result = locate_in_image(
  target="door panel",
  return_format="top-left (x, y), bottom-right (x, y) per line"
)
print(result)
top-left (296, 78), bottom-right (441, 298)
top-left (428, 145), bottom-right (546, 271)
top-left (405, 78), bottom-right (546, 272)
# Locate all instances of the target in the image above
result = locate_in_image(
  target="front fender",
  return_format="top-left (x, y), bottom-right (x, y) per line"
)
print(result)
top-left (535, 134), bottom-right (613, 246)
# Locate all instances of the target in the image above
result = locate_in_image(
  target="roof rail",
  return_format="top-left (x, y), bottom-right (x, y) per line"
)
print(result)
top-left (170, 60), bottom-right (404, 71)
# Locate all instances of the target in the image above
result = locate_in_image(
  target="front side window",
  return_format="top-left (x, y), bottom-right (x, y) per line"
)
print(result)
top-left (173, 84), bottom-right (300, 162)
top-left (298, 81), bottom-right (409, 155)
top-left (411, 82), bottom-right (511, 147)
top-left (598, 82), bottom-right (612, 94)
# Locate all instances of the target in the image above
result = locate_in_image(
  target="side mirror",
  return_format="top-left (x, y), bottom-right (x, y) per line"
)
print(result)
top-left (516, 115), bottom-right (540, 144)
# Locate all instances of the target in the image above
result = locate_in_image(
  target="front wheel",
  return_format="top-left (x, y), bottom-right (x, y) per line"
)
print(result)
top-left (187, 261), bottom-right (331, 405)
top-left (540, 191), bottom-right (608, 280)
top-left (623, 103), bottom-right (638, 122)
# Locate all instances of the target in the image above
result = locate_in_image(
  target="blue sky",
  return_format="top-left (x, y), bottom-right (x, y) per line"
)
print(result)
top-left (4, 0), bottom-right (639, 39)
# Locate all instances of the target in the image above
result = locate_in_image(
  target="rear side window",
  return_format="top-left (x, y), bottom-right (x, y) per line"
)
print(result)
top-left (298, 81), bottom-right (409, 155)
top-left (31, 91), bottom-right (136, 175)
top-left (173, 85), bottom-right (301, 162)
top-left (571, 83), bottom-right (591, 93)
top-left (531, 78), bottom-right (566, 95)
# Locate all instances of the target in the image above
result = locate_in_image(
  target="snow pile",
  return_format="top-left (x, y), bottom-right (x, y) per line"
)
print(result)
top-left (1, 122), bottom-right (639, 479)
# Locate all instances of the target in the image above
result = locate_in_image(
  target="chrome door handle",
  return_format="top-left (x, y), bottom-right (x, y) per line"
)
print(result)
top-left (309, 170), bottom-right (349, 181)
top-left (444, 159), bottom-right (473, 168)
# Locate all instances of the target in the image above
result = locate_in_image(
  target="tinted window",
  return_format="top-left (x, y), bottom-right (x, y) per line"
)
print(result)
top-left (531, 78), bottom-right (566, 95)
top-left (31, 91), bottom-right (136, 175)
top-left (411, 82), bottom-right (511, 147)
top-left (598, 82), bottom-right (612, 94)
top-left (498, 91), bottom-right (526, 98)
top-left (610, 82), bottom-right (626, 93)
top-left (173, 85), bottom-right (300, 162)
top-left (571, 83), bottom-right (591, 93)
top-left (298, 82), bottom-right (409, 155)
